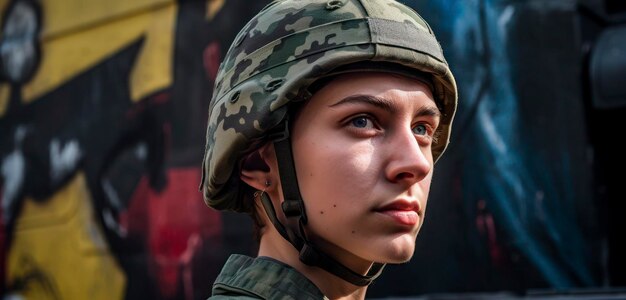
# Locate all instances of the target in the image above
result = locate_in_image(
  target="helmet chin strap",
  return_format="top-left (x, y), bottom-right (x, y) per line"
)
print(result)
top-left (262, 120), bottom-right (385, 287)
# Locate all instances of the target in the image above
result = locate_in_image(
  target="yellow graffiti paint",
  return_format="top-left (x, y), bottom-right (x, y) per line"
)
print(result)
top-left (0, 0), bottom-right (8, 22)
top-left (130, 4), bottom-right (176, 102)
top-left (0, 84), bottom-right (9, 117)
top-left (6, 172), bottom-right (126, 299)
top-left (20, 0), bottom-right (176, 103)
top-left (40, 0), bottom-right (171, 37)
top-left (207, 0), bottom-right (226, 21)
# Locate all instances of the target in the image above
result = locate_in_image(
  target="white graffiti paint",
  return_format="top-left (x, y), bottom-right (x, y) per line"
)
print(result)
top-left (103, 208), bottom-right (127, 238)
top-left (497, 5), bottom-right (515, 38)
top-left (1, 126), bottom-right (29, 220)
top-left (3, 293), bottom-right (25, 300)
top-left (102, 178), bottom-right (123, 210)
top-left (49, 139), bottom-right (83, 184)
top-left (1, 149), bottom-right (25, 220)
top-left (478, 104), bottom-right (507, 154)
top-left (134, 142), bottom-right (148, 160)
top-left (0, 1), bottom-right (39, 82)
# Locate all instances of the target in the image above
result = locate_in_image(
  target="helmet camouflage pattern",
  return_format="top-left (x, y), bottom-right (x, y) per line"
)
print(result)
top-left (201, 0), bottom-right (458, 212)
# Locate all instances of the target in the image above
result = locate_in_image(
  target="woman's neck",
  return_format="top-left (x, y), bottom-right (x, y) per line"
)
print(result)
top-left (258, 229), bottom-right (371, 300)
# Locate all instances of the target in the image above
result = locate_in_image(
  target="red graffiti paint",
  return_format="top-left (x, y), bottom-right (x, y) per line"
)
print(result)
top-left (125, 92), bottom-right (171, 120)
top-left (124, 168), bottom-right (222, 298)
top-left (203, 41), bottom-right (221, 82)
top-left (476, 199), bottom-right (503, 266)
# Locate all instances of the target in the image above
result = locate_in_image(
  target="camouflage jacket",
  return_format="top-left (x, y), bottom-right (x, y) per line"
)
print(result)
top-left (210, 254), bottom-right (328, 300)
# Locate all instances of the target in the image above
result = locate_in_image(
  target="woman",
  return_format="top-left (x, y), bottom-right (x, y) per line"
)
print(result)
top-left (200, 0), bottom-right (458, 299)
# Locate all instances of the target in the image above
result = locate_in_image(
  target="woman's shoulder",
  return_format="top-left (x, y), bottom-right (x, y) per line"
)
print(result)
top-left (210, 254), bottom-right (326, 300)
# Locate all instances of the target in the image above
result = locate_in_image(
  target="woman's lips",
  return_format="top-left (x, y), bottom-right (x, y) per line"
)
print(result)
top-left (374, 200), bottom-right (420, 226)
top-left (378, 210), bottom-right (419, 226)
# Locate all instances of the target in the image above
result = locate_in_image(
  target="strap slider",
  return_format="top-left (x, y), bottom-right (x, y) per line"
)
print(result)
top-left (282, 200), bottom-right (304, 219)
top-left (268, 119), bottom-right (290, 142)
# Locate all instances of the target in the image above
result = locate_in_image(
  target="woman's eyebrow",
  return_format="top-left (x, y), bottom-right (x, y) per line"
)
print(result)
top-left (328, 95), bottom-right (397, 113)
top-left (328, 94), bottom-right (441, 118)
top-left (415, 106), bottom-right (441, 119)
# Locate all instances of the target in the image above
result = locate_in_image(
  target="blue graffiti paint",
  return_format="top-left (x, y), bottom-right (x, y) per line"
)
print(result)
top-left (417, 0), bottom-right (596, 289)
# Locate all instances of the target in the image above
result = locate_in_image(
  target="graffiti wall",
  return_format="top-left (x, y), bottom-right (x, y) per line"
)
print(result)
top-left (0, 0), bottom-right (267, 298)
top-left (0, 0), bottom-right (623, 299)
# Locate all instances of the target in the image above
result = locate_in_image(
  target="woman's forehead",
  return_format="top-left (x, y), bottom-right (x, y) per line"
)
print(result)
top-left (310, 72), bottom-right (436, 106)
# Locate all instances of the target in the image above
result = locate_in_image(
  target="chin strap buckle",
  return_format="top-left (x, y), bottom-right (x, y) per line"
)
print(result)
top-left (281, 199), bottom-right (307, 224)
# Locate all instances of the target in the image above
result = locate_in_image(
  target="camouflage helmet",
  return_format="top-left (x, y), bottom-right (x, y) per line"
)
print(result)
top-left (201, 0), bottom-right (458, 212)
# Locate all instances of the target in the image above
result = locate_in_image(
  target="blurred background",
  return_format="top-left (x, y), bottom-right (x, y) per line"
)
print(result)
top-left (0, 0), bottom-right (624, 299)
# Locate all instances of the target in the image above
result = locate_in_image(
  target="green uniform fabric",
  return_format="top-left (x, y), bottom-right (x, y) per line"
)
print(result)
top-left (210, 254), bottom-right (328, 300)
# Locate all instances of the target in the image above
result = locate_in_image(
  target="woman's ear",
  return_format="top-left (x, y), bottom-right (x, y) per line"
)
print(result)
top-left (240, 143), bottom-right (276, 191)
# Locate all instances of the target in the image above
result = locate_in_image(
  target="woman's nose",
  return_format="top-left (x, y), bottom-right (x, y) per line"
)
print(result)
top-left (384, 127), bottom-right (433, 186)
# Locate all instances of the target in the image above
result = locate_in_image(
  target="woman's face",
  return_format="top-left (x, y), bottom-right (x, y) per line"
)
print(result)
top-left (290, 72), bottom-right (440, 269)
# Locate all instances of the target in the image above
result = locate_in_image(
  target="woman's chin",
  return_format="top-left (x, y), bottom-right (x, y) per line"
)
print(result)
top-left (376, 238), bottom-right (416, 263)
top-left (385, 250), bottom-right (415, 264)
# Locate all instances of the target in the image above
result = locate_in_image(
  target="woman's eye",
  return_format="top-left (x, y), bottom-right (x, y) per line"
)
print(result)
top-left (351, 116), bottom-right (374, 129)
top-left (412, 124), bottom-right (428, 136)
